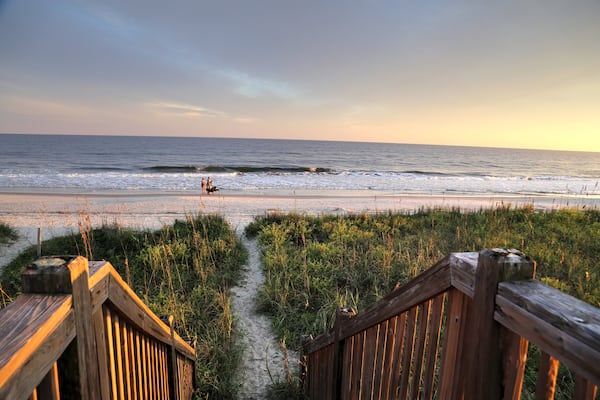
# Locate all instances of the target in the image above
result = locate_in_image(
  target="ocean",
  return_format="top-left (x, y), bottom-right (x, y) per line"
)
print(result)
top-left (1, 134), bottom-right (600, 201)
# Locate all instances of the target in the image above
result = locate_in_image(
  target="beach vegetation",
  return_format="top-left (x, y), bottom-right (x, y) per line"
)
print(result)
top-left (0, 222), bottom-right (18, 246)
top-left (0, 214), bottom-right (247, 399)
top-left (246, 207), bottom-right (600, 398)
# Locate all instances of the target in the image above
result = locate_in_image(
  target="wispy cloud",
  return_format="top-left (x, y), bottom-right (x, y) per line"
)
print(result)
top-left (219, 69), bottom-right (300, 100)
top-left (148, 101), bottom-right (226, 118)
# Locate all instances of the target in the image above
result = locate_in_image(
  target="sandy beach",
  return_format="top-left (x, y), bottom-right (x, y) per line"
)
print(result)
top-left (0, 189), bottom-right (590, 270)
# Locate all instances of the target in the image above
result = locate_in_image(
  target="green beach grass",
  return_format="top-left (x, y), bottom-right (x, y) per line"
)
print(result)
top-left (0, 214), bottom-right (247, 399)
top-left (0, 222), bottom-right (17, 247)
top-left (246, 206), bottom-right (600, 399)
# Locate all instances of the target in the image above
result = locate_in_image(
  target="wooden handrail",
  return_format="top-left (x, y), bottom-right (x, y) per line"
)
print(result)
top-left (89, 260), bottom-right (195, 359)
top-left (0, 256), bottom-right (196, 400)
top-left (302, 248), bottom-right (600, 399)
top-left (495, 280), bottom-right (600, 385)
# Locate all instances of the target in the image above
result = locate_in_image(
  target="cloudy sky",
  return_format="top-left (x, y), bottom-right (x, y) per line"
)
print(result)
top-left (1, 1), bottom-right (599, 151)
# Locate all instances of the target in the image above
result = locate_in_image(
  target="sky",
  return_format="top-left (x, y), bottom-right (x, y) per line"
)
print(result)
top-left (1, 1), bottom-right (599, 152)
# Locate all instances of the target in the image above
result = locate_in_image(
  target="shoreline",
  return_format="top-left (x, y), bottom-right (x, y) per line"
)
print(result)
top-left (0, 190), bottom-right (596, 269)
top-left (0, 190), bottom-right (596, 226)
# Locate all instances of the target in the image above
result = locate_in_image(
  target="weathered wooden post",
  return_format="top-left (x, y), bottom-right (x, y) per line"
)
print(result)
top-left (37, 226), bottom-right (42, 258)
top-left (463, 248), bottom-right (535, 400)
top-left (22, 256), bottom-right (102, 400)
top-left (168, 315), bottom-right (180, 400)
top-left (332, 307), bottom-right (355, 400)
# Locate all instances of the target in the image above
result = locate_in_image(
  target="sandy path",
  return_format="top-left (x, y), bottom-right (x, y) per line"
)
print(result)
top-left (230, 227), bottom-right (298, 399)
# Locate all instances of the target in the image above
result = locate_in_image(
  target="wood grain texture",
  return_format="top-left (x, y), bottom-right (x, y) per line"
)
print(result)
top-left (496, 281), bottom-right (600, 385)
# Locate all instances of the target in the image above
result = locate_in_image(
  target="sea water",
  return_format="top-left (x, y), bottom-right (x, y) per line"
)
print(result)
top-left (1, 134), bottom-right (599, 200)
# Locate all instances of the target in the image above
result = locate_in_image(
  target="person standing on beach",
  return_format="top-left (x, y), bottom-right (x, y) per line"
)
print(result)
top-left (207, 176), bottom-right (214, 193)
top-left (201, 177), bottom-right (207, 194)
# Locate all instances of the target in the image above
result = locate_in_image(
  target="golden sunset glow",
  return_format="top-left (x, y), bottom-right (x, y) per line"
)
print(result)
top-left (1, 1), bottom-right (599, 151)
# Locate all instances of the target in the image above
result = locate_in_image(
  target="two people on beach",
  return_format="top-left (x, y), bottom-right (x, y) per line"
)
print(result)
top-left (201, 177), bottom-right (218, 194)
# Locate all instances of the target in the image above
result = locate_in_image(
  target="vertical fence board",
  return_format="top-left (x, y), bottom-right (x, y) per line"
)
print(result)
top-left (121, 321), bottom-right (132, 399)
top-left (372, 320), bottom-right (389, 399)
top-left (379, 315), bottom-right (398, 400)
top-left (340, 334), bottom-right (355, 399)
top-left (410, 301), bottom-right (431, 400)
top-left (93, 307), bottom-right (111, 400)
top-left (311, 350), bottom-right (318, 400)
top-left (36, 362), bottom-right (60, 400)
top-left (573, 375), bottom-right (597, 400)
top-left (128, 326), bottom-right (138, 400)
top-left (140, 335), bottom-right (148, 399)
top-left (151, 340), bottom-right (158, 400)
top-left (438, 288), bottom-right (469, 399)
top-left (386, 312), bottom-right (407, 399)
top-left (501, 328), bottom-right (529, 400)
top-left (360, 325), bottom-right (379, 399)
top-left (104, 308), bottom-right (118, 400)
top-left (350, 331), bottom-right (365, 399)
top-left (114, 314), bottom-right (126, 400)
top-left (164, 345), bottom-right (170, 399)
top-left (397, 306), bottom-right (417, 399)
top-left (421, 293), bottom-right (445, 400)
top-left (535, 352), bottom-right (559, 400)
top-left (327, 345), bottom-right (335, 400)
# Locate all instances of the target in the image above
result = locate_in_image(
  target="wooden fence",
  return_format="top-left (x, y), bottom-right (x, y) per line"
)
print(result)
top-left (302, 248), bottom-right (600, 399)
top-left (0, 255), bottom-right (196, 400)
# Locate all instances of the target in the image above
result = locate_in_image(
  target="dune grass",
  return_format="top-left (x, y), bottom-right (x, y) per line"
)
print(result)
top-left (0, 214), bottom-right (247, 399)
top-left (246, 206), bottom-right (600, 398)
top-left (0, 222), bottom-right (18, 246)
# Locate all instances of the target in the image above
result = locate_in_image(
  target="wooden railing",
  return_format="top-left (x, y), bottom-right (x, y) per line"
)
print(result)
top-left (0, 256), bottom-right (196, 400)
top-left (301, 248), bottom-right (600, 399)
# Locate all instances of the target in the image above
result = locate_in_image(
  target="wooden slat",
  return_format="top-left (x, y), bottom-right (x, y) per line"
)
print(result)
top-left (398, 306), bottom-right (417, 399)
top-left (122, 320), bottom-right (132, 399)
top-left (379, 315), bottom-right (398, 400)
top-left (501, 328), bottom-right (529, 400)
top-left (386, 312), bottom-right (407, 399)
top-left (410, 300), bottom-right (431, 399)
top-left (140, 334), bottom-right (149, 399)
top-left (114, 313), bottom-right (126, 400)
top-left (350, 331), bottom-right (365, 399)
top-left (104, 308), bottom-right (118, 400)
top-left (36, 362), bottom-right (59, 400)
top-left (438, 288), bottom-right (469, 399)
top-left (573, 374), bottom-right (597, 400)
top-left (340, 333), bottom-right (354, 399)
top-left (360, 325), bottom-right (379, 400)
top-left (93, 306), bottom-right (111, 400)
top-left (127, 325), bottom-right (138, 400)
top-left (169, 316), bottom-right (179, 400)
top-left (496, 282), bottom-right (600, 384)
top-left (535, 351), bottom-right (559, 400)
top-left (135, 331), bottom-right (143, 400)
top-left (372, 320), bottom-right (388, 399)
top-left (421, 293), bottom-right (445, 400)
top-left (148, 338), bottom-right (155, 400)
